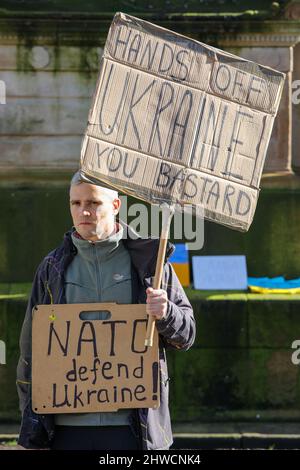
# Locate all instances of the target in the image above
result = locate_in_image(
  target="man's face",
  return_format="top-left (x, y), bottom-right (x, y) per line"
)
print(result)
top-left (70, 183), bottom-right (121, 241)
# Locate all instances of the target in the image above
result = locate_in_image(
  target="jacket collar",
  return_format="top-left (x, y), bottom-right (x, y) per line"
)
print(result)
top-left (70, 223), bottom-right (124, 262)
top-left (63, 220), bottom-right (175, 278)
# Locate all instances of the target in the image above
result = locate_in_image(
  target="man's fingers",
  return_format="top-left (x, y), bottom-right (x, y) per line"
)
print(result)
top-left (146, 308), bottom-right (163, 318)
top-left (146, 293), bottom-right (166, 300)
top-left (146, 287), bottom-right (166, 296)
top-left (146, 305), bottom-right (165, 312)
top-left (147, 297), bottom-right (167, 305)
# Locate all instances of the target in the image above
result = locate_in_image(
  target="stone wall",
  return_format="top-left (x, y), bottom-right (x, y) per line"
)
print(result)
top-left (0, 4), bottom-right (300, 178)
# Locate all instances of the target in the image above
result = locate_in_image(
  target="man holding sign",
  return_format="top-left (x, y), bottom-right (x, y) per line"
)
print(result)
top-left (16, 171), bottom-right (196, 450)
top-left (16, 6), bottom-right (284, 450)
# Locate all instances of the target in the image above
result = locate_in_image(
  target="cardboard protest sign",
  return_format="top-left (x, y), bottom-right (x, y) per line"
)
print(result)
top-left (32, 303), bottom-right (159, 413)
top-left (80, 12), bottom-right (285, 232)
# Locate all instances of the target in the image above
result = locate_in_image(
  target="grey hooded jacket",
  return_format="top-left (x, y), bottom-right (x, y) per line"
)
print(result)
top-left (16, 222), bottom-right (196, 449)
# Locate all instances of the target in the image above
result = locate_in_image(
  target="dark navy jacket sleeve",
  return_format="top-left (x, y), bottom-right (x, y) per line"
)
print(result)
top-left (16, 261), bottom-right (53, 449)
top-left (155, 262), bottom-right (196, 352)
top-left (16, 263), bottom-right (45, 414)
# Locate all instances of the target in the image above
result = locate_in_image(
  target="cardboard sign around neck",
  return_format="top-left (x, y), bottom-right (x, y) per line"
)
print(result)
top-left (32, 303), bottom-right (160, 413)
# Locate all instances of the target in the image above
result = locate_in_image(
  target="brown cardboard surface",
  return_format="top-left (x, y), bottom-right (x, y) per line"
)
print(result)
top-left (32, 303), bottom-right (159, 414)
top-left (81, 12), bottom-right (285, 231)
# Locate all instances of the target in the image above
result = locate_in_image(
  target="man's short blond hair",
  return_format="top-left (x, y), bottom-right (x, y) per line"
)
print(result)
top-left (70, 171), bottom-right (118, 200)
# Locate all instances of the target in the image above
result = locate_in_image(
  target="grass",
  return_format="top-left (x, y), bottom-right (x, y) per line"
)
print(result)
top-left (1, 284), bottom-right (300, 303)
top-left (0, 284), bottom-right (31, 300)
top-left (0, 439), bottom-right (18, 446)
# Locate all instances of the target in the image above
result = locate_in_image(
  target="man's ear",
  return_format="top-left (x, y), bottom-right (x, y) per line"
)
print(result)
top-left (112, 198), bottom-right (121, 215)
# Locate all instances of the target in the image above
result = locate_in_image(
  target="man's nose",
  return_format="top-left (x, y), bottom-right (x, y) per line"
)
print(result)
top-left (82, 208), bottom-right (91, 216)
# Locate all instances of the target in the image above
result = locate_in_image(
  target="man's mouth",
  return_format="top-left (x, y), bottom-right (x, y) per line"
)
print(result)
top-left (79, 222), bottom-right (93, 225)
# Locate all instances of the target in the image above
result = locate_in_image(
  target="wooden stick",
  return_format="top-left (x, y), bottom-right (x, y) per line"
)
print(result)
top-left (145, 204), bottom-right (175, 347)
